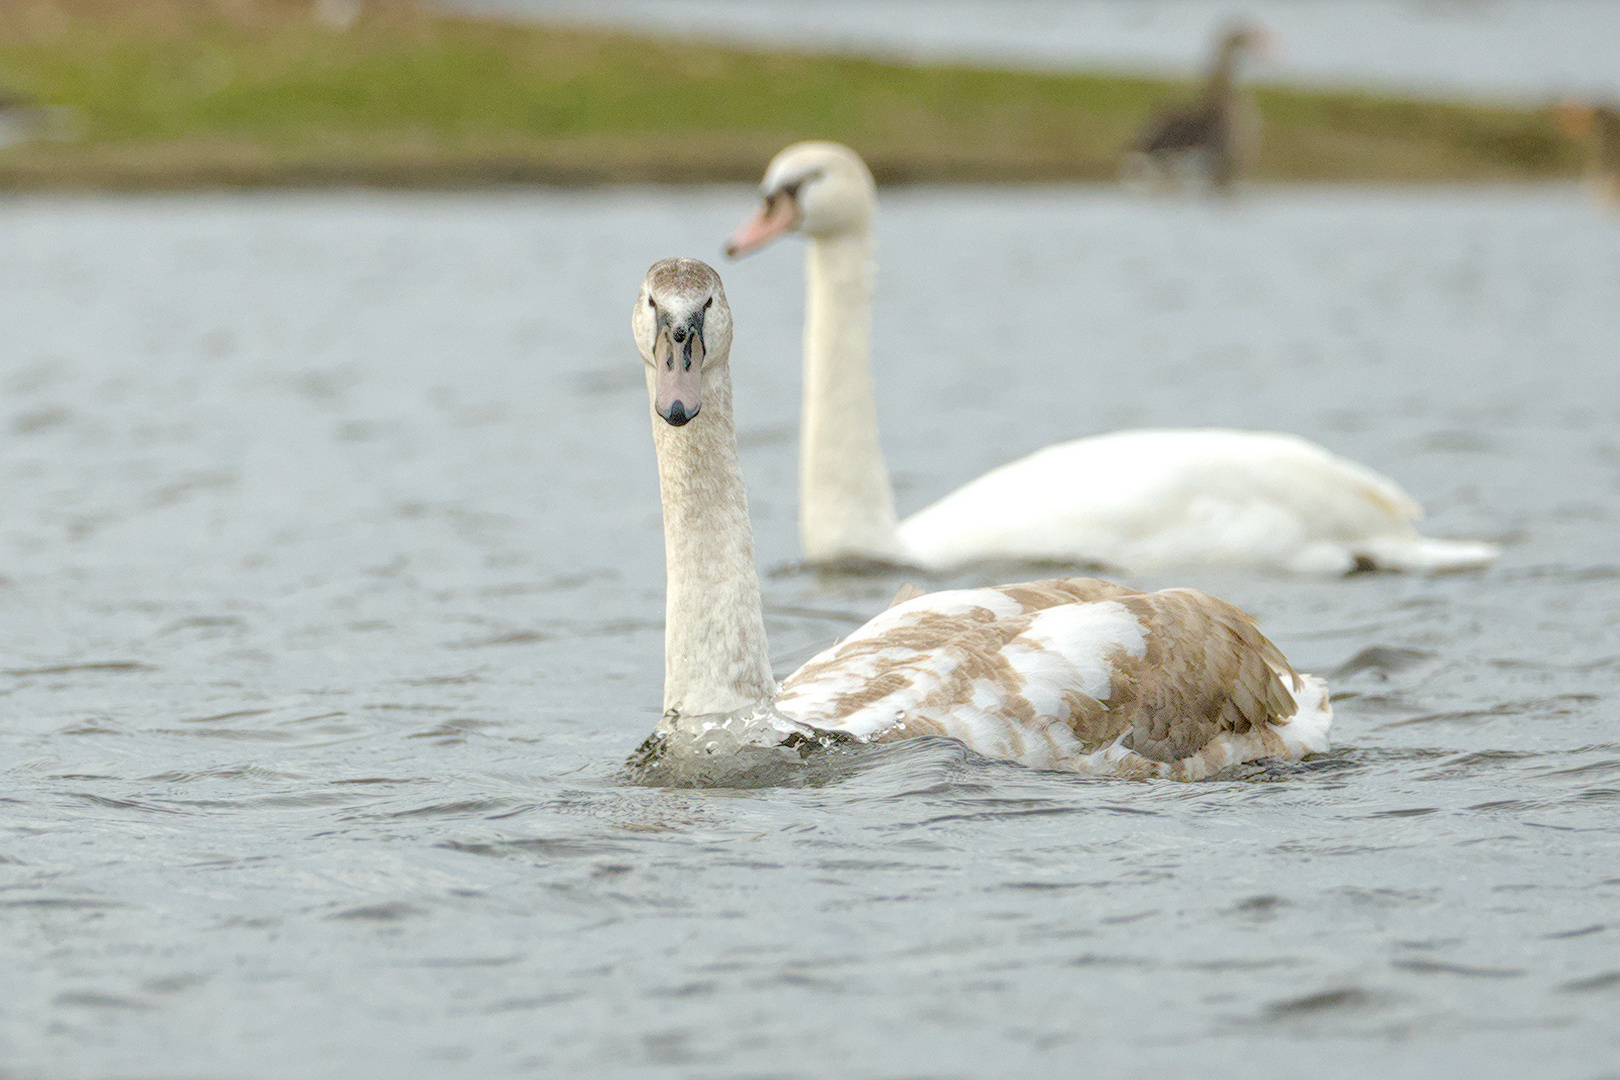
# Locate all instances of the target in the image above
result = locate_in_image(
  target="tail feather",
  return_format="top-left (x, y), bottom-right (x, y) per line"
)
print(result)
top-left (1358, 536), bottom-right (1498, 573)
top-left (1275, 673), bottom-right (1333, 758)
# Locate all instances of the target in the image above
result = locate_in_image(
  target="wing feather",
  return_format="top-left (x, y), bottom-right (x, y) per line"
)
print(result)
top-left (895, 428), bottom-right (1434, 574)
top-left (777, 577), bottom-right (1314, 772)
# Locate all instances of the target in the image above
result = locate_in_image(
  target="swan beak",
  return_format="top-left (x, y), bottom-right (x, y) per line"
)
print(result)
top-left (653, 319), bottom-right (705, 426)
top-left (723, 193), bottom-right (799, 258)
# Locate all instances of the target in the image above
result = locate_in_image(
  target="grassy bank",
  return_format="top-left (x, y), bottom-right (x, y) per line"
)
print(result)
top-left (0, 0), bottom-right (1580, 189)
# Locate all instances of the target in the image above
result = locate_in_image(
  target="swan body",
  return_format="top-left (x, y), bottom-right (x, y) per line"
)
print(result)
top-left (725, 141), bottom-right (1497, 576)
top-left (897, 428), bottom-right (1495, 575)
top-left (630, 258), bottom-right (1331, 782)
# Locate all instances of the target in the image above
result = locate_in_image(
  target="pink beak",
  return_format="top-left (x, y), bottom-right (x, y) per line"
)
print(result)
top-left (653, 321), bottom-right (705, 426)
top-left (723, 194), bottom-right (799, 258)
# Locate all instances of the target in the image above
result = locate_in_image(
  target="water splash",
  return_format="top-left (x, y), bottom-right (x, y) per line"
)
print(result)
top-left (623, 706), bottom-right (858, 789)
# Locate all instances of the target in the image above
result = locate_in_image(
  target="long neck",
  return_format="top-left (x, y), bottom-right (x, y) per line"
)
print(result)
top-left (652, 362), bottom-right (776, 718)
top-left (800, 229), bottom-right (903, 562)
top-left (1204, 42), bottom-right (1241, 106)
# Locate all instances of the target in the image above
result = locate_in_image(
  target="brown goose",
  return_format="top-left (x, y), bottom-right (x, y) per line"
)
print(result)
top-left (0, 86), bottom-right (50, 149)
top-left (1554, 101), bottom-right (1620, 210)
top-left (1124, 22), bottom-right (1272, 193)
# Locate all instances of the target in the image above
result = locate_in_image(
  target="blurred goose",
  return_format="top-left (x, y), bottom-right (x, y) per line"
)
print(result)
top-left (0, 86), bottom-right (57, 149)
top-left (1554, 100), bottom-right (1620, 210)
top-left (631, 257), bottom-right (1332, 779)
top-left (724, 141), bottom-right (1498, 576)
top-left (1124, 21), bottom-right (1270, 192)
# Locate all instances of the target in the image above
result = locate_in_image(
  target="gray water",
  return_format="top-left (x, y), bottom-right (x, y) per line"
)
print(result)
top-left (474, 0), bottom-right (1620, 101)
top-left (0, 186), bottom-right (1616, 1078)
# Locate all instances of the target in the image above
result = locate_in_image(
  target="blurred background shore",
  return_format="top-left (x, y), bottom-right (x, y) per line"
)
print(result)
top-left (0, 0), bottom-right (1605, 190)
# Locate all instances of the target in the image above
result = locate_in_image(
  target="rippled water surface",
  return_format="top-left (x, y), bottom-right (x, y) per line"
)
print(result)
top-left (1, 187), bottom-right (1617, 1078)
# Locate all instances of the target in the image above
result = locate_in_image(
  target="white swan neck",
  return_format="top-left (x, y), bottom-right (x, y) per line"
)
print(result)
top-left (800, 230), bottom-right (903, 563)
top-left (652, 364), bottom-right (776, 717)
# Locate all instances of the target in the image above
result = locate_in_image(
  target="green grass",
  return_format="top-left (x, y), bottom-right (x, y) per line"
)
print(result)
top-left (0, 2), bottom-right (1581, 188)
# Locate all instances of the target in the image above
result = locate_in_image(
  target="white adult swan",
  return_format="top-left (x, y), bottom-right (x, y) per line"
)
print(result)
top-left (629, 257), bottom-right (1331, 781)
top-left (724, 141), bottom-right (1498, 576)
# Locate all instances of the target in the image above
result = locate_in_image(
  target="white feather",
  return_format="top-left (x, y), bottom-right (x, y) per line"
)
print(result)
top-left (773, 588), bottom-right (1329, 776)
top-left (897, 428), bottom-right (1489, 574)
top-left (743, 141), bottom-right (1498, 576)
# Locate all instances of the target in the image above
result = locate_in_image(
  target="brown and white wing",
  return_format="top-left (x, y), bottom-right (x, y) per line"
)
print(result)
top-left (776, 578), bottom-right (1330, 775)
top-left (1101, 588), bottom-right (1304, 762)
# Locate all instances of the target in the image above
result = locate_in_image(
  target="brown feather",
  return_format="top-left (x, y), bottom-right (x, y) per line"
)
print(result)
top-left (781, 577), bottom-right (1306, 769)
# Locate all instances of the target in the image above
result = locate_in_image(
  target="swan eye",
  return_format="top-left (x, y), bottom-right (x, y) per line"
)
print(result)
top-left (778, 170), bottom-right (820, 200)
top-left (703, 297), bottom-right (713, 311)
top-left (647, 297), bottom-right (655, 309)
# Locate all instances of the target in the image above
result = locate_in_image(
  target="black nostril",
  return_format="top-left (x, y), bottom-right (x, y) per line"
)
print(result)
top-left (665, 401), bottom-right (693, 426)
top-left (672, 327), bottom-right (686, 343)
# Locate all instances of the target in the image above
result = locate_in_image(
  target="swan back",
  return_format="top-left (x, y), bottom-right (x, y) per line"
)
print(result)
top-left (776, 577), bottom-right (1326, 776)
top-left (896, 428), bottom-right (1432, 574)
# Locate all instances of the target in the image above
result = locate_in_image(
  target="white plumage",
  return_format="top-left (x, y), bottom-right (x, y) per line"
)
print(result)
top-left (898, 428), bottom-right (1496, 575)
top-left (724, 141), bottom-right (1497, 576)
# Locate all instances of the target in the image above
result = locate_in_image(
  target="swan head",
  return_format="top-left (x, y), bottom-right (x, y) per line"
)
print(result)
top-left (633, 258), bottom-right (732, 427)
top-left (724, 141), bottom-right (875, 257)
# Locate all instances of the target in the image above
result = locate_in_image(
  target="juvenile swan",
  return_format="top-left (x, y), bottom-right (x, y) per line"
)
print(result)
top-left (724, 141), bottom-right (1498, 576)
top-left (631, 257), bottom-right (1331, 780)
